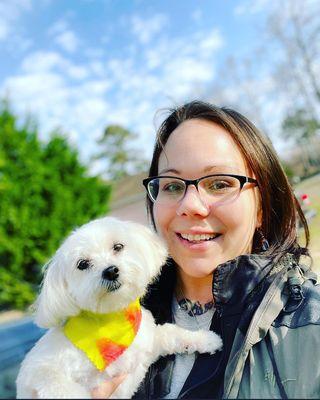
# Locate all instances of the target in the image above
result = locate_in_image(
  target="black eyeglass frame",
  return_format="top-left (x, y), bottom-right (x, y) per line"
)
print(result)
top-left (143, 173), bottom-right (258, 203)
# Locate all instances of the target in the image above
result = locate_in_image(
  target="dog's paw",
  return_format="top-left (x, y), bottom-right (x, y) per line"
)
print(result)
top-left (184, 330), bottom-right (223, 355)
top-left (197, 330), bottom-right (223, 354)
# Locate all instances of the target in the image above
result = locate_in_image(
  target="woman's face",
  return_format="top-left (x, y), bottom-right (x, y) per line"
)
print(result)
top-left (153, 119), bottom-right (261, 279)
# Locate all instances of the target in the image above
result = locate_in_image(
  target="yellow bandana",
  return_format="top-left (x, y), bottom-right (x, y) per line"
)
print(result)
top-left (63, 298), bottom-right (141, 371)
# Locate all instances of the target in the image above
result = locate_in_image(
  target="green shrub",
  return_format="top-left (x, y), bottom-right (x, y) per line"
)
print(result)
top-left (0, 102), bottom-right (111, 310)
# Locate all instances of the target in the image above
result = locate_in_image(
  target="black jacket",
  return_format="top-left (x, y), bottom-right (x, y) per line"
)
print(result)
top-left (134, 254), bottom-right (285, 399)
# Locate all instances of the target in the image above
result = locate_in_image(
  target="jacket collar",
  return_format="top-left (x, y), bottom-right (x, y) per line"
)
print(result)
top-left (142, 253), bottom-right (280, 323)
top-left (213, 253), bottom-right (275, 307)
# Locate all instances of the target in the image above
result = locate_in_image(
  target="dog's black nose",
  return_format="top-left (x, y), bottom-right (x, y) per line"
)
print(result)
top-left (102, 265), bottom-right (119, 281)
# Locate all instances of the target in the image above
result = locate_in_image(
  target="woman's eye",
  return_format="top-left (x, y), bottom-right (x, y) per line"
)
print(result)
top-left (77, 259), bottom-right (91, 270)
top-left (208, 180), bottom-right (231, 191)
top-left (113, 243), bottom-right (124, 252)
top-left (214, 181), bottom-right (229, 189)
top-left (162, 182), bottom-right (184, 194)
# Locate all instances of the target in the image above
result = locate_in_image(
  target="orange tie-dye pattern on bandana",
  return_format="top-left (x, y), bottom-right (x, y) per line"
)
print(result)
top-left (125, 306), bottom-right (142, 335)
top-left (63, 298), bottom-right (142, 371)
top-left (96, 339), bottom-right (127, 367)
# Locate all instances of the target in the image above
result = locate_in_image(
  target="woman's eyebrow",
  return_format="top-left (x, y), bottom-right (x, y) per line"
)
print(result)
top-left (158, 165), bottom-right (242, 175)
top-left (158, 168), bottom-right (180, 175)
top-left (203, 165), bottom-right (242, 173)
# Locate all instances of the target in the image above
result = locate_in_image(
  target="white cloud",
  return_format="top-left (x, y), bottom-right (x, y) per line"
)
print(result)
top-left (0, 23), bottom-right (9, 41)
top-left (0, 0), bottom-right (32, 41)
top-left (234, 0), bottom-right (271, 15)
top-left (21, 51), bottom-right (65, 72)
top-left (164, 57), bottom-right (214, 92)
top-left (137, 28), bottom-right (223, 100)
top-left (198, 29), bottom-right (223, 52)
top-left (130, 14), bottom-right (168, 44)
top-left (48, 18), bottom-right (80, 53)
top-left (55, 30), bottom-right (79, 53)
top-left (67, 65), bottom-right (89, 80)
top-left (4, 72), bottom-right (65, 102)
top-left (20, 50), bottom-right (90, 80)
top-left (48, 18), bottom-right (69, 36)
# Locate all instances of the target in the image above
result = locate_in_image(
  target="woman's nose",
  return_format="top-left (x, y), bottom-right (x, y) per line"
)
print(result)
top-left (176, 185), bottom-right (210, 217)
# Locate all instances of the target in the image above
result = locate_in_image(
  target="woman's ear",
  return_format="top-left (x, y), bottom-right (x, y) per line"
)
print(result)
top-left (256, 204), bottom-right (263, 228)
top-left (254, 186), bottom-right (263, 229)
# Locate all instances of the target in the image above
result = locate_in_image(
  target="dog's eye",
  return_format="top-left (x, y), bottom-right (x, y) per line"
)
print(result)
top-left (113, 243), bottom-right (124, 253)
top-left (77, 259), bottom-right (91, 270)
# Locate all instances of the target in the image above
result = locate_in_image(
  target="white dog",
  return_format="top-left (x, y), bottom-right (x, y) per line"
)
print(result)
top-left (16, 217), bottom-right (222, 399)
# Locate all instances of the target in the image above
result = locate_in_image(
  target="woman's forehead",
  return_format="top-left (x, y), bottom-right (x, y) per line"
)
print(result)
top-left (158, 164), bottom-right (246, 176)
top-left (158, 119), bottom-right (249, 175)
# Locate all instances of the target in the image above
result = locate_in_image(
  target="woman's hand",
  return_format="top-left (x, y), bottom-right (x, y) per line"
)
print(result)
top-left (91, 374), bottom-right (127, 399)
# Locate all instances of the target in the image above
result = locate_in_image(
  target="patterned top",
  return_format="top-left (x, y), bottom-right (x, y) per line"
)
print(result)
top-left (178, 297), bottom-right (214, 316)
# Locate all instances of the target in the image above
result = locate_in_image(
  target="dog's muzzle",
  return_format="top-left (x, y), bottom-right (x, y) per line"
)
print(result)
top-left (101, 266), bottom-right (121, 292)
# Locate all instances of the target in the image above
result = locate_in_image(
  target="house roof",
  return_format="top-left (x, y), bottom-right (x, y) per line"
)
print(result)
top-left (109, 171), bottom-right (148, 210)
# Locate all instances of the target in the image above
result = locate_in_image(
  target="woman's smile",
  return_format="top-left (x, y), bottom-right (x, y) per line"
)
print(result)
top-left (175, 231), bottom-right (223, 250)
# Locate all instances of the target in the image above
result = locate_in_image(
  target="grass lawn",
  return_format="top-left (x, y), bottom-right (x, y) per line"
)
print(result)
top-left (295, 173), bottom-right (320, 273)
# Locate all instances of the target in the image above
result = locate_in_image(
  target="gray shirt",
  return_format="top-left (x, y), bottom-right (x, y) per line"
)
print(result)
top-left (164, 297), bottom-right (214, 399)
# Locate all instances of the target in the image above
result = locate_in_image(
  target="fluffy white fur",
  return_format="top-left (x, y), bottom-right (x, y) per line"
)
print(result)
top-left (16, 217), bottom-right (222, 399)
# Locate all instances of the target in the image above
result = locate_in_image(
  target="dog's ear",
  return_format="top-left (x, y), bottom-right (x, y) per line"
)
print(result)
top-left (34, 252), bottom-right (79, 328)
top-left (133, 224), bottom-right (168, 280)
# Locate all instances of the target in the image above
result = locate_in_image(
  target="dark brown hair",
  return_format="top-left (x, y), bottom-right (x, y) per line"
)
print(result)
top-left (146, 100), bottom-right (309, 260)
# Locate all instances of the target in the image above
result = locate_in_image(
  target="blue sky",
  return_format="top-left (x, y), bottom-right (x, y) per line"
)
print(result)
top-left (0, 0), bottom-right (287, 172)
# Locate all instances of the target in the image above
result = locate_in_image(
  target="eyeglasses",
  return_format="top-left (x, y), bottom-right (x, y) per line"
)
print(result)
top-left (143, 174), bottom-right (258, 205)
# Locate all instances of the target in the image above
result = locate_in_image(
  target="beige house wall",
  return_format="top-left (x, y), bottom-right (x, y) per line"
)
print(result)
top-left (109, 197), bottom-right (150, 226)
top-left (108, 173), bottom-right (151, 227)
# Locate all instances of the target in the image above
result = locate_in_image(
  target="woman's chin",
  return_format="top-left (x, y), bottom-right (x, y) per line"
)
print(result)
top-left (178, 263), bottom-right (219, 279)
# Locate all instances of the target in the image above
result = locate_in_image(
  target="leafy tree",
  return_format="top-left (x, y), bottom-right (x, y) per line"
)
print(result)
top-left (282, 108), bottom-right (320, 143)
top-left (94, 124), bottom-right (148, 181)
top-left (0, 103), bottom-right (111, 310)
top-left (281, 108), bottom-right (320, 176)
top-left (281, 161), bottom-right (295, 183)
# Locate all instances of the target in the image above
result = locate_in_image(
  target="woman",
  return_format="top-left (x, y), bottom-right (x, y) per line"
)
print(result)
top-left (94, 101), bottom-right (319, 399)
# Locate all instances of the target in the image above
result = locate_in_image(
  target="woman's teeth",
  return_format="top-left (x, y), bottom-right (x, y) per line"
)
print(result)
top-left (180, 233), bottom-right (219, 242)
